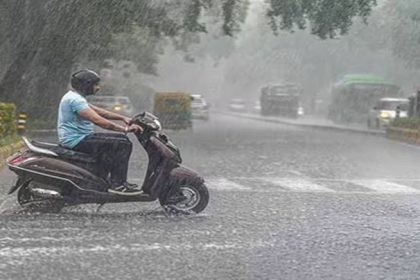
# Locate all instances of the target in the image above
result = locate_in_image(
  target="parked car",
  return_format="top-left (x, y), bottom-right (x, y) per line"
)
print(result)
top-left (87, 95), bottom-right (134, 116)
top-left (367, 97), bottom-right (409, 129)
top-left (228, 98), bottom-right (247, 112)
top-left (190, 94), bottom-right (209, 120)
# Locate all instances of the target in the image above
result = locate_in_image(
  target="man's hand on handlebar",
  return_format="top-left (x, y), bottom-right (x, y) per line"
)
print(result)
top-left (125, 124), bottom-right (143, 134)
top-left (122, 117), bottom-right (131, 125)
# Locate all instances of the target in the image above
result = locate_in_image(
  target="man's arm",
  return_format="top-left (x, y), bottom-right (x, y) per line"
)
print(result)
top-left (89, 104), bottom-right (130, 123)
top-left (79, 107), bottom-right (126, 132)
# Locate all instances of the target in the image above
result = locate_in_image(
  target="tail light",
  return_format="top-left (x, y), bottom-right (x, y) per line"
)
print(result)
top-left (7, 154), bottom-right (34, 166)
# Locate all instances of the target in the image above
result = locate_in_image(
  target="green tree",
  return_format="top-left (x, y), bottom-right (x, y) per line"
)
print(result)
top-left (384, 0), bottom-right (420, 69)
top-left (0, 0), bottom-right (377, 123)
top-left (266, 0), bottom-right (377, 38)
top-left (216, 1), bottom-right (420, 114)
top-left (108, 26), bottom-right (165, 76)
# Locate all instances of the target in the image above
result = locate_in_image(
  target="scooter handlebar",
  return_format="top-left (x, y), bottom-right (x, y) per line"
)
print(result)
top-left (130, 112), bottom-right (161, 132)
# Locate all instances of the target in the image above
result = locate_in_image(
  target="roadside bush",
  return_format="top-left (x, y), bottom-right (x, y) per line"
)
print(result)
top-left (390, 117), bottom-right (420, 130)
top-left (0, 103), bottom-right (16, 139)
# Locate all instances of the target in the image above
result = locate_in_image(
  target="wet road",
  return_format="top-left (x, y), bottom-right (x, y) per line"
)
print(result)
top-left (2, 114), bottom-right (420, 279)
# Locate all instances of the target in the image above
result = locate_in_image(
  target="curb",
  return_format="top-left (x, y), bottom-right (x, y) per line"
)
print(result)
top-left (0, 141), bottom-right (25, 169)
top-left (223, 112), bottom-right (385, 136)
top-left (386, 127), bottom-right (420, 145)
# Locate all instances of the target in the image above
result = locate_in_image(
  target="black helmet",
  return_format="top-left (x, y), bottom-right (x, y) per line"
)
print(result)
top-left (71, 69), bottom-right (100, 96)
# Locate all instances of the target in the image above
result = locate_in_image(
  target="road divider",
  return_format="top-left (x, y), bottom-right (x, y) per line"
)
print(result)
top-left (386, 126), bottom-right (420, 145)
top-left (221, 111), bottom-right (384, 136)
top-left (223, 111), bottom-right (420, 148)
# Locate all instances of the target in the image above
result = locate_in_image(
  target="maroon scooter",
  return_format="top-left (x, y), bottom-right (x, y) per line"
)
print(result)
top-left (6, 112), bottom-right (209, 213)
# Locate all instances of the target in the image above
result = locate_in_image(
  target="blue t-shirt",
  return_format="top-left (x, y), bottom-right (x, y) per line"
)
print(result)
top-left (57, 90), bottom-right (93, 148)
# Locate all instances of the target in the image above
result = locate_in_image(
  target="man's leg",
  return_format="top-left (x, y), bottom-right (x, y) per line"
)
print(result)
top-left (72, 134), bottom-right (112, 179)
top-left (73, 133), bottom-right (133, 187)
top-left (107, 135), bottom-right (133, 187)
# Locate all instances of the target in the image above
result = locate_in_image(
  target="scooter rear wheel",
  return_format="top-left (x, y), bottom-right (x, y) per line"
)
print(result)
top-left (160, 183), bottom-right (209, 214)
top-left (17, 182), bottom-right (65, 213)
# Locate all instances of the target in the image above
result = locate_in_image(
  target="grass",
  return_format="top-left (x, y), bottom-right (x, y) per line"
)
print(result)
top-left (391, 117), bottom-right (420, 130)
top-left (0, 135), bottom-right (22, 148)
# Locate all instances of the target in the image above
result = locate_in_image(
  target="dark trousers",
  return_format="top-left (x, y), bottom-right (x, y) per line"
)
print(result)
top-left (73, 133), bottom-right (133, 187)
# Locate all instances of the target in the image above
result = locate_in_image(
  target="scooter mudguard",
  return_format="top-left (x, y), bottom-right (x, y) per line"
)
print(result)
top-left (168, 166), bottom-right (204, 186)
top-left (8, 177), bottom-right (29, 195)
top-left (159, 166), bottom-right (205, 202)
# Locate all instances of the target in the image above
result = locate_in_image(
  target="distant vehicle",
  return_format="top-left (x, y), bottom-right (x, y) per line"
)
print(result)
top-left (153, 91), bottom-right (192, 130)
top-left (190, 94), bottom-right (209, 120)
top-left (367, 97), bottom-right (409, 129)
top-left (252, 100), bottom-right (261, 114)
top-left (297, 105), bottom-right (304, 116)
top-left (260, 84), bottom-right (302, 118)
top-left (328, 74), bottom-right (403, 124)
top-left (88, 95), bottom-right (134, 116)
top-left (228, 98), bottom-right (247, 112)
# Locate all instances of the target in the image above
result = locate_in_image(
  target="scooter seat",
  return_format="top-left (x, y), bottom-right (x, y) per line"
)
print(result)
top-left (31, 140), bottom-right (97, 164)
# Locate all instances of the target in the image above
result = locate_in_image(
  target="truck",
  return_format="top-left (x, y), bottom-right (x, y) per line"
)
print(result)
top-left (260, 84), bottom-right (301, 118)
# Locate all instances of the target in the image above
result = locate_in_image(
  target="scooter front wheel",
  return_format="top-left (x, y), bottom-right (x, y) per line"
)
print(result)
top-left (160, 183), bottom-right (209, 214)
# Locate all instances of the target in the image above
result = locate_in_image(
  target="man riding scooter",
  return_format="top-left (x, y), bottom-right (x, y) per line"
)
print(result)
top-left (58, 69), bottom-right (142, 195)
